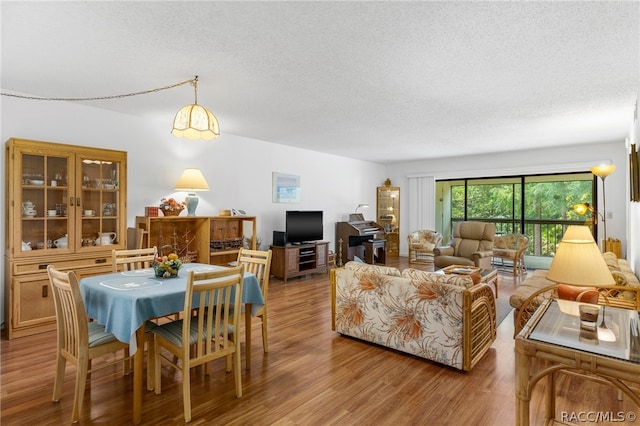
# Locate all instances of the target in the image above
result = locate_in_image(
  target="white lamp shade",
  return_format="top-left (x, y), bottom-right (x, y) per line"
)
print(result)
top-left (546, 225), bottom-right (614, 287)
top-left (174, 168), bottom-right (210, 191)
top-left (172, 104), bottom-right (220, 140)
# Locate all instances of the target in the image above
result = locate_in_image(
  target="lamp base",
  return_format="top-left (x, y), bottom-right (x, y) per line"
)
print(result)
top-left (184, 193), bottom-right (199, 216)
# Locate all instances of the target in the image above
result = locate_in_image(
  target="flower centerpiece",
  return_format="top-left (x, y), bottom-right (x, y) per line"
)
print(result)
top-left (159, 197), bottom-right (185, 216)
top-left (153, 252), bottom-right (183, 278)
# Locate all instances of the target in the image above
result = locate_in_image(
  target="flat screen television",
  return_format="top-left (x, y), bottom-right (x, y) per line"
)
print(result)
top-left (286, 210), bottom-right (323, 244)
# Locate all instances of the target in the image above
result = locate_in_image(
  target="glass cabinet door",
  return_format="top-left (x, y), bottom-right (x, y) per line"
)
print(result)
top-left (78, 154), bottom-right (123, 249)
top-left (19, 151), bottom-right (73, 253)
top-left (377, 187), bottom-right (399, 232)
top-left (377, 186), bottom-right (400, 256)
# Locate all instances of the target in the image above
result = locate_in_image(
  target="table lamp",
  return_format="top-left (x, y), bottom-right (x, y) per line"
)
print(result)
top-left (174, 168), bottom-right (210, 216)
top-left (546, 225), bottom-right (615, 316)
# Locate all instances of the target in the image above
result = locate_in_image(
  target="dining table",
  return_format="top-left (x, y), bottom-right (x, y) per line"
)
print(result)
top-left (79, 263), bottom-right (264, 425)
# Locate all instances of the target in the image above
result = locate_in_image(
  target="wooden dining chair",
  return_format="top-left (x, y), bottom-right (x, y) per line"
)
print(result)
top-left (152, 265), bottom-right (245, 422)
top-left (112, 246), bottom-right (170, 389)
top-left (47, 265), bottom-right (130, 424)
top-left (236, 248), bottom-right (272, 353)
top-left (112, 246), bottom-right (157, 272)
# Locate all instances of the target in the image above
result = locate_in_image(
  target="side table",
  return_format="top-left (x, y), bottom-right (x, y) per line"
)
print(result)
top-left (515, 298), bottom-right (640, 425)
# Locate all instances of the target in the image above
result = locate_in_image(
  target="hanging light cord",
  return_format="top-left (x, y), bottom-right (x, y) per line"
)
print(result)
top-left (1, 77), bottom-right (196, 102)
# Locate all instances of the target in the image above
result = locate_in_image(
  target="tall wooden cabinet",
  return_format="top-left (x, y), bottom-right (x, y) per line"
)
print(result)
top-left (5, 138), bottom-right (127, 338)
top-left (136, 215), bottom-right (257, 266)
top-left (377, 184), bottom-right (400, 256)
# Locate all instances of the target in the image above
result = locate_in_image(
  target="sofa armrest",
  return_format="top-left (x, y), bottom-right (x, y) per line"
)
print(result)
top-left (462, 283), bottom-right (497, 371)
top-left (434, 246), bottom-right (454, 257)
top-left (330, 268), bottom-right (339, 331)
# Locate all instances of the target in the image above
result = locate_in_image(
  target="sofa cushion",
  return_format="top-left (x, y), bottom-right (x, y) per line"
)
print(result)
top-left (509, 269), bottom-right (555, 310)
top-left (492, 248), bottom-right (518, 259)
top-left (602, 251), bottom-right (620, 271)
top-left (344, 261), bottom-right (401, 277)
top-left (402, 268), bottom-right (475, 288)
top-left (410, 241), bottom-right (436, 252)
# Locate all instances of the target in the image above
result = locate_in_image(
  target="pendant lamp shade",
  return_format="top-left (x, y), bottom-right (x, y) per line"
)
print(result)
top-left (171, 76), bottom-right (220, 140)
top-left (172, 104), bottom-right (220, 140)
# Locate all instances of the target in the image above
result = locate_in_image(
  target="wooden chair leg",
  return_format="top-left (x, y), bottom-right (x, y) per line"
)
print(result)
top-left (72, 358), bottom-right (89, 423)
top-left (153, 340), bottom-right (162, 396)
top-left (146, 336), bottom-right (154, 390)
top-left (52, 354), bottom-right (66, 402)
top-left (234, 348), bottom-right (242, 398)
top-left (183, 362), bottom-right (192, 423)
top-left (261, 314), bottom-right (268, 353)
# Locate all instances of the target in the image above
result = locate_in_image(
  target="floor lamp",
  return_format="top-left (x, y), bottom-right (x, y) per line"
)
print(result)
top-left (590, 164), bottom-right (616, 252)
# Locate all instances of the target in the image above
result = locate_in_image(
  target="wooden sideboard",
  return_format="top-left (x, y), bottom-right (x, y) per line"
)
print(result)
top-left (135, 215), bottom-right (257, 266)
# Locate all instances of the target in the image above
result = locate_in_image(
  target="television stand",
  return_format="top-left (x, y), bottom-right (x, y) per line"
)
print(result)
top-left (270, 241), bottom-right (329, 282)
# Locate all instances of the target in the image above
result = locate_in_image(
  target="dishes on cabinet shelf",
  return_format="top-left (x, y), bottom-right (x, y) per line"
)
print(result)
top-left (29, 179), bottom-right (44, 185)
top-left (53, 235), bottom-right (68, 248)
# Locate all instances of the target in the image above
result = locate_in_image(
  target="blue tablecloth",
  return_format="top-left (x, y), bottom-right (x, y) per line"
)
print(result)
top-left (80, 263), bottom-right (263, 353)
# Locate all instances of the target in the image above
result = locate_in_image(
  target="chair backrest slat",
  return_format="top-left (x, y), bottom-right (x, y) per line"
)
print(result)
top-left (112, 247), bottom-right (157, 272)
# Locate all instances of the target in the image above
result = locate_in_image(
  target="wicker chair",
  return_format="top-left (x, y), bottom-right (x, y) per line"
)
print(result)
top-left (407, 230), bottom-right (442, 264)
top-left (492, 233), bottom-right (529, 275)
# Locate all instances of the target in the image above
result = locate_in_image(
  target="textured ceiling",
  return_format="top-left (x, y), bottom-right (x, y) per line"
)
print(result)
top-left (2, 1), bottom-right (639, 163)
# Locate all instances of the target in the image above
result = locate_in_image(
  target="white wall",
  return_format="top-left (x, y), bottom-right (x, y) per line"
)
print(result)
top-left (0, 95), bottom-right (385, 328)
top-left (385, 141), bottom-right (631, 257)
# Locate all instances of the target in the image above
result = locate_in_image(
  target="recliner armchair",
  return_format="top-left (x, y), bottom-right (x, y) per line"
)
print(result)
top-left (434, 221), bottom-right (496, 270)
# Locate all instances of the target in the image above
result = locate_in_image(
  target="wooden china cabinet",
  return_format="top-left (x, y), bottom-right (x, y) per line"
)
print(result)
top-left (4, 138), bottom-right (127, 338)
top-left (376, 183), bottom-right (400, 257)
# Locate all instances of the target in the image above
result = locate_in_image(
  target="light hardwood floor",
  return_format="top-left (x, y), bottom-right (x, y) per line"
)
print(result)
top-left (1, 257), bottom-right (637, 425)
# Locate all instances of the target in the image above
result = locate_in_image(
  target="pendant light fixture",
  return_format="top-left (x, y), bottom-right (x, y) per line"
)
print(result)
top-left (171, 76), bottom-right (220, 140)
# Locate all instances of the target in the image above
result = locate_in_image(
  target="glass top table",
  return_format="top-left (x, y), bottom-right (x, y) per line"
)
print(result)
top-left (529, 299), bottom-right (640, 362)
top-left (515, 298), bottom-right (640, 425)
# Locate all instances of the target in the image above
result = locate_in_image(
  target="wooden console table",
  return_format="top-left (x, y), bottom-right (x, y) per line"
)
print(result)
top-left (515, 298), bottom-right (640, 425)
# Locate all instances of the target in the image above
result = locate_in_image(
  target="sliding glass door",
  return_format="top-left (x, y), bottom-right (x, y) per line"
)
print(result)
top-left (436, 172), bottom-right (594, 260)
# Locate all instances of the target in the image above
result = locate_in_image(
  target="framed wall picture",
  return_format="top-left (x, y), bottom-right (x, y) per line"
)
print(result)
top-left (272, 172), bottom-right (301, 203)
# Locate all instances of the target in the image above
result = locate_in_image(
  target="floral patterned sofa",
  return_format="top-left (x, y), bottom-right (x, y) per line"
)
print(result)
top-left (330, 261), bottom-right (497, 371)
